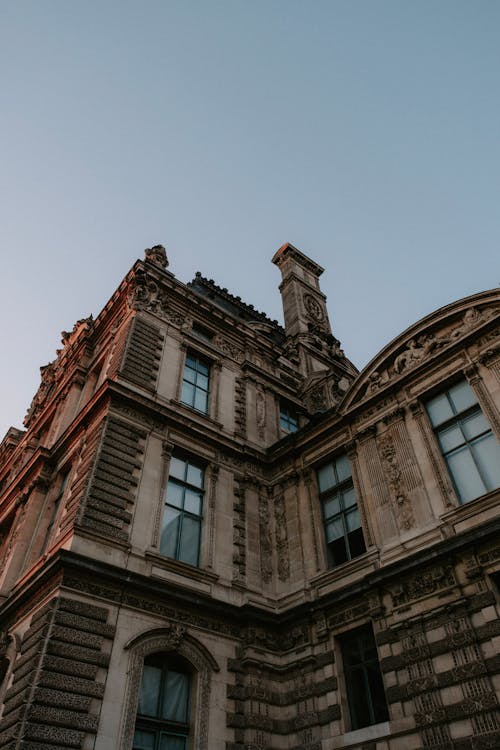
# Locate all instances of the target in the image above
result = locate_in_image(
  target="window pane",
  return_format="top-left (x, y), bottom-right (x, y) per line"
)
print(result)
top-left (184, 489), bottom-right (202, 516)
top-left (133, 729), bottom-right (156, 750)
top-left (367, 663), bottom-right (389, 723)
top-left (196, 373), bottom-right (209, 391)
top-left (329, 536), bottom-right (348, 565)
top-left (335, 454), bottom-right (351, 482)
top-left (461, 410), bottom-right (490, 440)
top-left (160, 736), bottom-right (186, 750)
top-left (181, 382), bottom-right (195, 406)
top-left (326, 517), bottom-right (344, 542)
top-left (169, 457), bottom-right (186, 481)
top-left (163, 670), bottom-right (190, 722)
top-left (138, 664), bottom-right (161, 716)
top-left (448, 380), bottom-right (477, 413)
top-left (183, 363), bottom-right (197, 384)
top-left (348, 527), bottom-right (366, 558)
top-left (438, 424), bottom-right (465, 454)
top-left (323, 494), bottom-right (341, 519)
top-left (446, 448), bottom-right (486, 503)
top-left (194, 388), bottom-right (208, 412)
top-left (426, 393), bottom-right (453, 427)
top-left (167, 482), bottom-right (184, 509)
top-left (346, 508), bottom-right (361, 532)
top-left (342, 485), bottom-right (358, 509)
top-left (160, 508), bottom-right (180, 557)
top-left (348, 666), bottom-right (372, 728)
top-left (178, 516), bottom-right (200, 566)
top-left (317, 464), bottom-right (335, 492)
top-left (186, 463), bottom-right (203, 488)
top-left (472, 433), bottom-right (500, 491)
top-left (197, 359), bottom-right (209, 376)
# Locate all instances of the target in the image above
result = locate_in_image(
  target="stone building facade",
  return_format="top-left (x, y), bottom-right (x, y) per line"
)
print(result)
top-left (0, 242), bottom-right (499, 750)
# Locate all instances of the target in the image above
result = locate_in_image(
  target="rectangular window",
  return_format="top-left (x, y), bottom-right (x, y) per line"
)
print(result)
top-left (279, 402), bottom-right (299, 433)
top-left (180, 352), bottom-right (210, 414)
top-left (425, 380), bottom-right (500, 504)
top-left (341, 625), bottom-right (389, 730)
top-left (160, 455), bottom-right (204, 567)
top-left (317, 454), bottom-right (366, 567)
top-left (40, 470), bottom-right (70, 554)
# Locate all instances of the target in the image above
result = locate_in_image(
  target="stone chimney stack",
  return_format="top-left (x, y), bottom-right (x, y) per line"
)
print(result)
top-left (272, 242), bottom-right (332, 339)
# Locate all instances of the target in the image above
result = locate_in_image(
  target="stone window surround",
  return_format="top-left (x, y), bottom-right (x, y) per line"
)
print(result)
top-left (174, 343), bottom-right (222, 424)
top-left (418, 368), bottom-right (500, 510)
top-left (150, 442), bottom-right (220, 573)
top-left (120, 626), bottom-right (219, 750)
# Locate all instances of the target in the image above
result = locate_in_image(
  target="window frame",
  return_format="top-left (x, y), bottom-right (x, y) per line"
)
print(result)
top-left (180, 351), bottom-right (211, 415)
top-left (317, 454), bottom-right (366, 568)
top-left (133, 653), bottom-right (192, 750)
top-left (339, 624), bottom-right (389, 731)
top-left (160, 454), bottom-right (205, 568)
top-left (279, 401), bottom-right (299, 433)
top-left (425, 379), bottom-right (500, 505)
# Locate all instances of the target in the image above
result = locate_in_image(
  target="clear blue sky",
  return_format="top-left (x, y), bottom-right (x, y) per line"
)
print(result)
top-left (1, 1), bottom-right (499, 438)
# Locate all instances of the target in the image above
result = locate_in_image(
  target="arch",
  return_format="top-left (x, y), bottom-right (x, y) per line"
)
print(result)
top-left (120, 624), bottom-right (219, 750)
top-left (342, 289), bottom-right (499, 410)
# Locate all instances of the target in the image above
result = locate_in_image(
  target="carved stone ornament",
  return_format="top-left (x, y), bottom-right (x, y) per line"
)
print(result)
top-left (274, 491), bottom-right (290, 581)
top-left (389, 563), bottom-right (456, 606)
top-left (393, 306), bottom-right (492, 375)
top-left (256, 389), bottom-right (266, 441)
top-left (144, 244), bottom-right (169, 268)
top-left (128, 270), bottom-right (185, 325)
top-left (377, 433), bottom-right (415, 531)
top-left (259, 489), bottom-right (273, 583)
top-left (212, 334), bottom-right (244, 362)
top-left (303, 293), bottom-right (324, 321)
top-left (121, 626), bottom-right (216, 750)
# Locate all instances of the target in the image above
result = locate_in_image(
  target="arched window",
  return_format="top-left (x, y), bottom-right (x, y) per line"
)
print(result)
top-left (133, 653), bottom-right (191, 750)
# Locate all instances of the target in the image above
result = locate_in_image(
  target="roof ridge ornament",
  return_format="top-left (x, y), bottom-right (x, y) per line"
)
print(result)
top-left (144, 244), bottom-right (168, 269)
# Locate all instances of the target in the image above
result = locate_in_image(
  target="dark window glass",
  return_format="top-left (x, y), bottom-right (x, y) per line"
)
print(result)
top-left (280, 403), bottom-right (299, 432)
top-left (181, 353), bottom-right (210, 414)
top-left (134, 654), bottom-right (190, 750)
top-left (341, 625), bottom-right (389, 730)
top-left (425, 380), bottom-right (500, 504)
top-left (160, 456), bottom-right (204, 567)
top-left (317, 455), bottom-right (366, 567)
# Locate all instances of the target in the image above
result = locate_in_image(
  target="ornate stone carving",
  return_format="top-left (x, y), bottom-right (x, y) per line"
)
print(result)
top-left (259, 488), bottom-right (273, 584)
top-left (144, 244), bottom-right (168, 268)
top-left (303, 293), bottom-right (324, 322)
top-left (121, 627), bottom-right (213, 750)
top-left (389, 563), bottom-right (456, 606)
top-left (393, 307), bottom-right (493, 376)
top-left (212, 334), bottom-right (244, 362)
top-left (274, 490), bottom-right (290, 581)
top-left (256, 389), bottom-right (266, 442)
top-left (377, 433), bottom-right (415, 531)
top-left (128, 270), bottom-right (185, 325)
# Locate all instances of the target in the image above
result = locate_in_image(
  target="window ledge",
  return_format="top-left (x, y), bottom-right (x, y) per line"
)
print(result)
top-left (145, 549), bottom-right (219, 584)
top-left (169, 399), bottom-right (223, 430)
top-left (310, 547), bottom-right (380, 587)
top-left (342, 721), bottom-right (390, 746)
top-left (441, 486), bottom-right (500, 524)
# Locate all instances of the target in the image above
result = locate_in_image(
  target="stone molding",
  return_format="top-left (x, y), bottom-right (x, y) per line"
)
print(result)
top-left (121, 625), bottom-right (218, 750)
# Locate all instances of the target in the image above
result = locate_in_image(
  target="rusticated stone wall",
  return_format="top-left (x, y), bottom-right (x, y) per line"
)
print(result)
top-left (119, 315), bottom-right (164, 391)
top-left (75, 415), bottom-right (147, 542)
top-left (0, 595), bottom-right (114, 750)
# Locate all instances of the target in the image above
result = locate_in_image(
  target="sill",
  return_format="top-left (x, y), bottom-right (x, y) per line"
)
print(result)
top-left (441, 486), bottom-right (499, 519)
top-left (169, 400), bottom-right (223, 430)
top-left (342, 721), bottom-right (390, 746)
top-left (310, 548), bottom-right (379, 587)
top-left (145, 549), bottom-right (219, 584)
